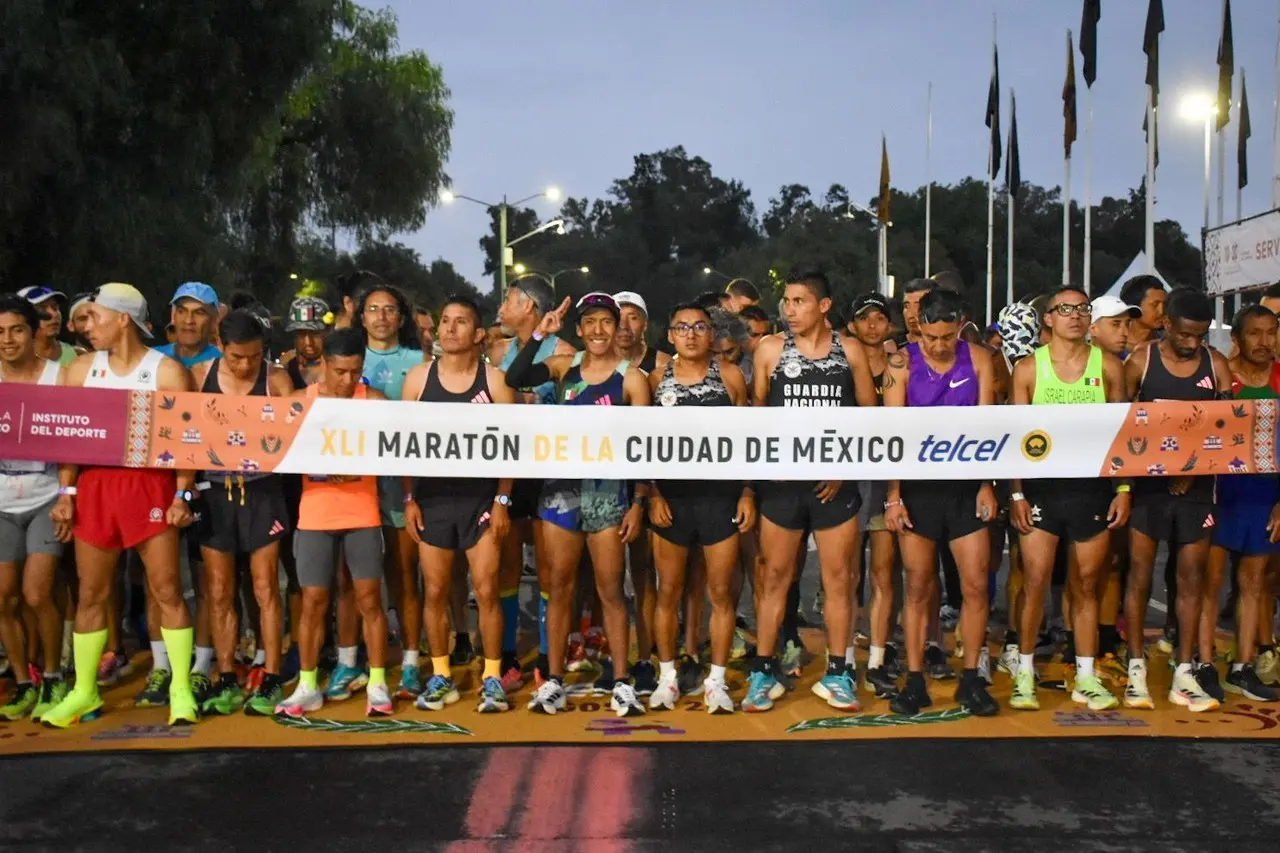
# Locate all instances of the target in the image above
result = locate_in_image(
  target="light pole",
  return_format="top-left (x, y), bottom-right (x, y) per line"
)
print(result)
top-left (1179, 93), bottom-right (1219, 322)
top-left (701, 267), bottom-right (734, 284)
top-left (511, 266), bottom-right (590, 291)
top-left (845, 201), bottom-right (892, 297)
top-left (440, 186), bottom-right (562, 298)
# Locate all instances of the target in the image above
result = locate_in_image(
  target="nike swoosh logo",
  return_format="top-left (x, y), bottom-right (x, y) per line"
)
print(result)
top-left (948, 378), bottom-right (971, 389)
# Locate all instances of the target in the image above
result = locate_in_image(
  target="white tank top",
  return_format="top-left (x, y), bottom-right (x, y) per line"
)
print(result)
top-left (84, 349), bottom-right (164, 390)
top-left (0, 359), bottom-right (64, 513)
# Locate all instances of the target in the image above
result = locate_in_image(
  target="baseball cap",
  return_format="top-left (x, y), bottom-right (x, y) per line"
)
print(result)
top-left (170, 281), bottom-right (219, 309)
top-left (286, 296), bottom-right (331, 332)
top-left (17, 286), bottom-right (66, 306)
top-left (68, 291), bottom-right (94, 317)
top-left (1090, 294), bottom-right (1142, 320)
top-left (852, 292), bottom-right (890, 318)
top-left (92, 283), bottom-right (153, 338)
top-left (996, 302), bottom-right (1040, 362)
top-left (576, 291), bottom-right (621, 321)
top-left (613, 291), bottom-right (648, 317)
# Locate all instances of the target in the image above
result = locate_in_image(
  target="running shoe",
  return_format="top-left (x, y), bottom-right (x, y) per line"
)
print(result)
top-left (528, 679), bottom-right (567, 715)
top-left (591, 658), bottom-right (616, 695)
top-left (884, 642), bottom-right (902, 679)
top-left (1169, 668), bottom-right (1219, 712)
top-left (244, 665), bottom-right (266, 696)
top-left (939, 604), bottom-right (960, 630)
top-left (396, 664), bottom-right (422, 700)
top-left (676, 654), bottom-right (703, 696)
top-left (584, 626), bottom-right (608, 662)
top-left (630, 660), bottom-right (658, 697)
top-left (366, 682), bottom-right (394, 717)
top-left (533, 653), bottom-right (551, 688)
top-left (1124, 660), bottom-right (1155, 710)
top-left (649, 672), bottom-right (680, 711)
top-left (134, 669), bottom-right (171, 707)
top-left (1099, 652), bottom-right (1129, 685)
top-left (780, 639), bottom-right (804, 679)
top-left (997, 643), bottom-right (1020, 677)
top-left (863, 666), bottom-right (897, 699)
top-left (280, 644), bottom-right (301, 686)
top-left (742, 670), bottom-right (784, 713)
top-left (1255, 647), bottom-right (1280, 686)
top-left (324, 664), bottom-right (368, 701)
top-left (168, 685), bottom-right (199, 726)
top-left (96, 651), bottom-right (132, 687)
top-left (565, 637), bottom-right (591, 672)
top-left (1224, 665), bottom-right (1279, 702)
top-left (730, 628), bottom-right (749, 661)
top-left (1156, 626), bottom-right (1176, 656)
top-left (977, 646), bottom-right (993, 685)
top-left (477, 676), bottom-right (510, 713)
top-left (39, 689), bottom-right (104, 729)
top-left (956, 675), bottom-right (999, 716)
top-left (274, 684), bottom-right (323, 718)
top-left (499, 652), bottom-right (524, 693)
top-left (450, 633), bottom-right (475, 668)
top-left (416, 674), bottom-right (459, 711)
top-left (889, 673), bottom-right (932, 716)
top-left (202, 674), bottom-right (245, 716)
top-left (1195, 662), bottom-right (1226, 703)
top-left (244, 674), bottom-right (285, 716)
top-left (0, 683), bottom-right (38, 721)
top-left (704, 678), bottom-right (734, 714)
top-left (811, 589), bottom-right (825, 620)
top-left (1072, 672), bottom-right (1119, 711)
top-left (189, 672), bottom-right (214, 707)
top-left (31, 677), bottom-right (69, 723)
top-left (1010, 669), bottom-right (1039, 711)
top-left (925, 644), bottom-right (954, 680)
top-left (610, 681), bottom-right (645, 717)
top-left (812, 670), bottom-right (860, 711)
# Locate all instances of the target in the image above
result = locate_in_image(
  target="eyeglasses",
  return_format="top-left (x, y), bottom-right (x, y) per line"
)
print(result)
top-left (671, 322), bottom-right (712, 336)
top-left (364, 304), bottom-right (400, 316)
top-left (1049, 303), bottom-right (1092, 317)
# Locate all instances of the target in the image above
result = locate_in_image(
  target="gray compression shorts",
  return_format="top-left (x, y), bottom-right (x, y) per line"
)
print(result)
top-left (0, 498), bottom-right (63, 563)
top-left (293, 527), bottom-right (384, 587)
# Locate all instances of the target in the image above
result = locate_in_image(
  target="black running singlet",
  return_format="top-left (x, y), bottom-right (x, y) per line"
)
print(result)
top-left (420, 360), bottom-right (496, 497)
top-left (766, 329), bottom-right (855, 408)
top-left (638, 347), bottom-right (659, 375)
top-left (286, 358), bottom-right (308, 390)
top-left (1136, 345), bottom-right (1219, 500)
top-left (654, 358), bottom-right (731, 408)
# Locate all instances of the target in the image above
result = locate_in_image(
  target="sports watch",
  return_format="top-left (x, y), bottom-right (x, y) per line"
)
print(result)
top-left (174, 489), bottom-right (194, 503)
top-left (494, 494), bottom-right (512, 507)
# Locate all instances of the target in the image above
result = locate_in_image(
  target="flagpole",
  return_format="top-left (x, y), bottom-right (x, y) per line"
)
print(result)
top-left (1146, 84), bottom-right (1156, 273)
top-left (1240, 68), bottom-right (1247, 220)
top-left (1084, 85), bottom-right (1094, 293)
top-left (1274, 0), bottom-right (1280, 208)
top-left (925, 82), bottom-right (933, 277)
top-left (1008, 90), bottom-right (1016, 307)
top-left (986, 14), bottom-right (997, 326)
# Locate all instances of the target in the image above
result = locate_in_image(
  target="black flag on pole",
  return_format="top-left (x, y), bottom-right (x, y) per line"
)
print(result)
top-left (1217, 0), bottom-right (1234, 132)
top-left (1239, 71), bottom-right (1251, 189)
top-left (1064, 32), bottom-right (1078, 159)
top-left (986, 44), bottom-right (1001, 179)
top-left (1080, 0), bottom-right (1101, 88)
top-left (1008, 93), bottom-right (1021, 199)
top-left (1143, 0), bottom-right (1164, 167)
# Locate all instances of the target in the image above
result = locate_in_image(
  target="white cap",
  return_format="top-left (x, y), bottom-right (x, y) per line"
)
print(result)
top-left (1090, 295), bottom-right (1142, 320)
top-left (92, 283), bottom-right (154, 338)
top-left (613, 291), bottom-right (647, 317)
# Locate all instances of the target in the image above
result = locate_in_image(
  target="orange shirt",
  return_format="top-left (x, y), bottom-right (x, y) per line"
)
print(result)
top-left (297, 383), bottom-right (380, 531)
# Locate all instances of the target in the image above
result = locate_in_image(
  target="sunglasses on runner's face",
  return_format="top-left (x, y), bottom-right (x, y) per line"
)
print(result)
top-left (1049, 303), bottom-right (1092, 317)
top-left (576, 292), bottom-right (619, 316)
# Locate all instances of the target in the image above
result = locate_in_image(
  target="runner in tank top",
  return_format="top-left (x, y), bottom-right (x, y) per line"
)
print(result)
top-left (1122, 287), bottom-right (1231, 713)
top-left (505, 292), bottom-right (652, 717)
top-left (746, 272), bottom-right (877, 714)
top-left (882, 287), bottom-right (999, 718)
top-left (0, 295), bottom-right (75, 723)
top-left (645, 302), bottom-right (755, 715)
top-left (1007, 287), bottom-right (1129, 714)
top-left (189, 310), bottom-right (295, 718)
top-left (43, 284), bottom-right (201, 729)
top-left (489, 277), bottom-right (577, 693)
top-left (275, 327), bottom-right (394, 719)
top-left (1203, 305), bottom-right (1280, 703)
top-left (401, 296), bottom-right (517, 715)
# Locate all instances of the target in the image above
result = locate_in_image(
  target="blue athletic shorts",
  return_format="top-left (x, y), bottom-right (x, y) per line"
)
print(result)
top-left (538, 479), bottom-right (628, 534)
top-left (1212, 499), bottom-right (1280, 555)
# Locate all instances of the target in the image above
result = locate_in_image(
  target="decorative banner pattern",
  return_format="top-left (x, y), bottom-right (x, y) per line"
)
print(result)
top-left (1204, 208), bottom-right (1280, 296)
top-left (2, 385), bottom-right (1277, 480)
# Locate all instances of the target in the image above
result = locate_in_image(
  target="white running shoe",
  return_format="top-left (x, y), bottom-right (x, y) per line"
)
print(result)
top-left (704, 678), bottom-right (735, 714)
top-left (528, 680), bottom-right (567, 715)
top-left (998, 644), bottom-right (1019, 677)
top-left (610, 682), bottom-right (645, 717)
top-left (275, 684), bottom-right (324, 718)
top-left (1169, 669), bottom-right (1220, 712)
top-left (649, 674), bottom-right (680, 711)
top-left (977, 646), bottom-right (993, 685)
top-left (1123, 660), bottom-right (1155, 710)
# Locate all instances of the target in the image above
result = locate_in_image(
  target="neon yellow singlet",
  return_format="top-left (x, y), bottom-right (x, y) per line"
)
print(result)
top-left (1031, 345), bottom-right (1106, 405)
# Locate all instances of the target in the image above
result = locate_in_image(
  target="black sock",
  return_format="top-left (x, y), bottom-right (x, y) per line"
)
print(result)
top-left (1004, 629), bottom-right (1020, 648)
top-left (755, 656), bottom-right (777, 676)
top-left (1062, 631), bottom-right (1076, 659)
top-left (962, 667), bottom-right (978, 683)
top-left (219, 671), bottom-right (237, 684)
top-left (826, 655), bottom-right (846, 674)
top-left (906, 670), bottom-right (926, 688)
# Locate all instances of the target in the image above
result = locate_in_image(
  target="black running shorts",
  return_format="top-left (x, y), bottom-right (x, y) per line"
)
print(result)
top-left (899, 480), bottom-right (987, 544)
top-left (651, 484), bottom-right (740, 549)
top-left (413, 484), bottom-right (497, 551)
top-left (197, 476), bottom-right (290, 555)
top-left (1022, 480), bottom-right (1112, 544)
top-left (758, 480), bottom-right (860, 532)
top-left (1129, 493), bottom-right (1215, 546)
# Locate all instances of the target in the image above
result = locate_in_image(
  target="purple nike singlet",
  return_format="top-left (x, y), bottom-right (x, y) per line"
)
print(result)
top-left (905, 342), bottom-right (978, 407)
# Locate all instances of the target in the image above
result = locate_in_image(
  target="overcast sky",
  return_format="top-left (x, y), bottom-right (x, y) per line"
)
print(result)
top-left (383, 0), bottom-right (1278, 291)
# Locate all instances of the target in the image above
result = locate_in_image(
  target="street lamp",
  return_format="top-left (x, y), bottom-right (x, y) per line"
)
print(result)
top-left (702, 267), bottom-right (733, 283)
top-left (439, 186), bottom-right (563, 296)
top-left (845, 201), bottom-right (892, 297)
top-left (510, 265), bottom-right (590, 290)
top-left (1180, 92), bottom-right (1219, 323)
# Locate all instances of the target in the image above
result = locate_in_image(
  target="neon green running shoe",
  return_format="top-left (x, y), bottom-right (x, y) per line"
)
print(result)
top-left (202, 674), bottom-right (246, 716)
top-left (1010, 668), bottom-right (1039, 710)
top-left (41, 689), bottom-right (104, 729)
top-left (1072, 672), bottom-right (1120, 711)
top-left (0, 682), bottom-right (38, 721)
top-left (244, 673), bottom-right (285, 717)
top-left (32, 678), bottom-right (70, 723)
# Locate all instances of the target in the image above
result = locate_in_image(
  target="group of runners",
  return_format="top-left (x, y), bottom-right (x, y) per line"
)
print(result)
top-left (1, 267), bottom-right (1277, 729)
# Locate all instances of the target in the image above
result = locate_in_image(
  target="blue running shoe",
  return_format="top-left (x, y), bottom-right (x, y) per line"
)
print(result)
top-left (812, 670), bottom-right (860, 711)
top-left (742, 670), bottom-right (782, 713)
top-left (396, 664), bottom-right (422, 700)
top-left (476, 676), bottom-right (509, 713)
top-left (416, 674), bottom-right (459, 711)
top-left (324, 664), bottom-right (368, 701)
top-left (280, 644), bottom-right (301, 686)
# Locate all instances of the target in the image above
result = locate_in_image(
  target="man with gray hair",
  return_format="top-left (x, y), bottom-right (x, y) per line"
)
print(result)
top-left (488, 278), bottom-right (576, 691)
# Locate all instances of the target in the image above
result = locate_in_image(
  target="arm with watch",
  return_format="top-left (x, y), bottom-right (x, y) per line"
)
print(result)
top-left (400, 478), bottom-right (516, 545)
top-left (617, 482), bottom-right (648, 544)
top-left (168, 470), bottom-right (198, 529)
top-left (49, 464), bottom-right (79, 542)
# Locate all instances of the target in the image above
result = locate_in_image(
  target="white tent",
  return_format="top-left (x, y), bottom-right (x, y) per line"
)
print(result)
top-left (1099, 252), bottom-right (1171, 298)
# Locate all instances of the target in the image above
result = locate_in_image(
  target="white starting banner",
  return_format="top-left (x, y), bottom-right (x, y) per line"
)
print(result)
top-left (1204, 209), bottom-right (1280, 296)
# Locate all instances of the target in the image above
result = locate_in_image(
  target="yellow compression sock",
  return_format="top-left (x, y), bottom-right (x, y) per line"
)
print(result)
top-left (299, 670), bottom-right (318, 692)
top-left (161, 627), bottom-right (194, 692)
top-left (368, 667), bottom-right (386, 689)
top-left (483, 658), bottom-right (501, 680)
top-left (432, 656), bottom-right (452, 680)
top-left (72, 630), bottom-right (108, 697)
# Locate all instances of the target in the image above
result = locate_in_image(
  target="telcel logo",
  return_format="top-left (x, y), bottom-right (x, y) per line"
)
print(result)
top-left (918, 433), bottom-right (1010, 464)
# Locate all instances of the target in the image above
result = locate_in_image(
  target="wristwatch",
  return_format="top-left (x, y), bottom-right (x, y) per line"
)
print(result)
top-left (174, 489), bottom-right (194, 503)
top-left (1010, 492), bottom-right (1027, 503)
top-left (494, 494), bottom-right (512, 507)
top-left (57, 486), bottom-right (77, 497)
